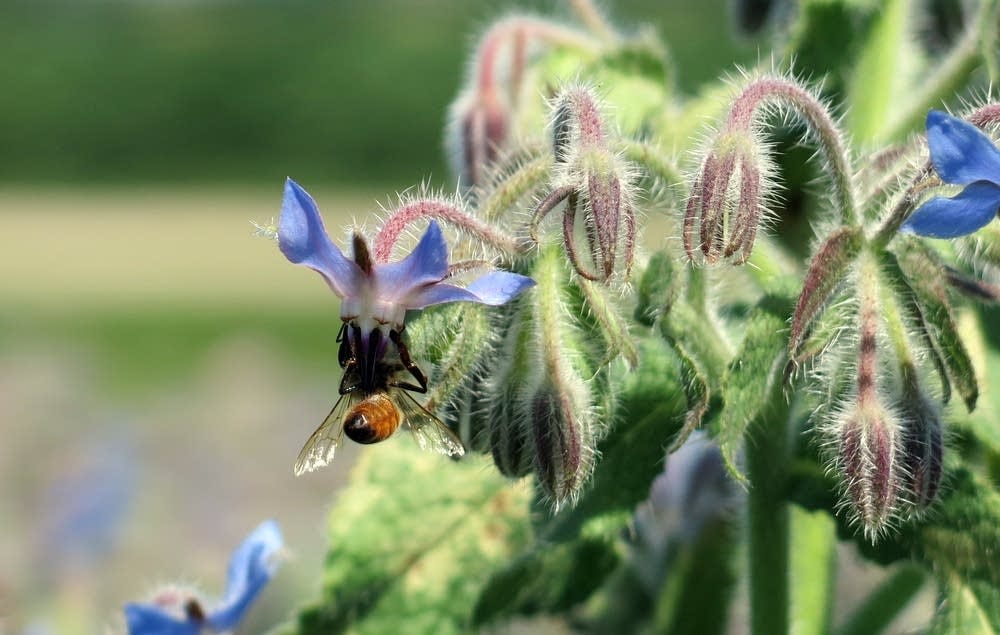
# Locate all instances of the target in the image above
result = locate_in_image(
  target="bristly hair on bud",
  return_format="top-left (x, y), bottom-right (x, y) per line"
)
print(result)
top-left (530, 83), bottom-right (640, 283)
top-left (685, 71), bottom-right (857, 265)
top-left (445, 15), bottom-right (600, 190)
top-left (896, 380), bottom-right (944, 512)
top-left (822, 258), bottom-right (906, 540)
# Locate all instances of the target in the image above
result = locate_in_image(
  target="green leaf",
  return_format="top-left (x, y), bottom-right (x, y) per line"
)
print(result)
top-left (716, 293), bottom-right (794, 484)
top-left (472, 528), bottom-right (621, 626)
top-left (294, 441), bottom-right (531, 635)
top-left (845, 0), bottom-right (913, 144)
top-left (635, 250), bottom-right (679, 327)
top-left (929, 576), bottom-right (1000, 635)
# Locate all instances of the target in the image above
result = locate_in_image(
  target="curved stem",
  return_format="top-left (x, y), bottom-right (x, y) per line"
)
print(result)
top-left (374, 200), bottom-right (526, 262)
top-left (727, 76), bottom-right (858, 227)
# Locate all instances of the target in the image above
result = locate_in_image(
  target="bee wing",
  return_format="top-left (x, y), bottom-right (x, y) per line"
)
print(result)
top-left (394, 389), bottom-right (466, 457)
top-left (294, 392), bottom-right (357, 476)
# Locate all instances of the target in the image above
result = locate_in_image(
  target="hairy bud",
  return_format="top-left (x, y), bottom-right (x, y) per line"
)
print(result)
top-left (532, 85), bottom-right (637, 281)
top-left (836, 401), bottom-right (902, 538)
top-left (684, 132), bottom-right (765, 264)
top-left (530, 380), bottom-right (595, 507)
top-left (897, 384), bottom-right (944, 510)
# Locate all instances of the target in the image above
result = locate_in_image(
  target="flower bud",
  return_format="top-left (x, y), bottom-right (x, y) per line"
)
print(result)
top-left (447, 89), bottom-right (511, 188)
top-left (532, 85), bottom-right (637, 281)
top-left (897, 386), bottom-right (943, 510)
top-left (836, 401), bottom-right (902, 538)
top-left (683, 132), bottom-right (765, 265)
top-left (530, 381), bottom-right (595, 507)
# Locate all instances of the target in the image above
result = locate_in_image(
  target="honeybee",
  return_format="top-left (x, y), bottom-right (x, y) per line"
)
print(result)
top-left (294, 323), bottom-right (465, 475)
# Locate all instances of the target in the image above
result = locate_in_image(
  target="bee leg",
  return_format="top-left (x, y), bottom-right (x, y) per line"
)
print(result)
top-left (336, 321), bottom-right (351, 368)
top-left (389, 328), bottom-right (428, 394)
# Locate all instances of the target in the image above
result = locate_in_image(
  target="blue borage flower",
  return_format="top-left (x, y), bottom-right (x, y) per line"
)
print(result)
top-left (124, 520), bottom-right (283, 635)
top-left (278, 178), bottom-right (535, 365)
top-left (902, 110), bottom-right (1000, 238)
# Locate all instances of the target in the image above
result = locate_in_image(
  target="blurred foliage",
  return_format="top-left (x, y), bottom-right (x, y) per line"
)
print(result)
top-left (0, 0), bottom-right (752, 187)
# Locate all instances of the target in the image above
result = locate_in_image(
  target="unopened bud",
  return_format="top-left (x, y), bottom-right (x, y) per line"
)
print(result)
top-left (530, 381), bottom-right (595, 507)
top-left (837, 402), bottom-right (902, 538)
top-left (532, 85), bottom-right (637, 281)
top-left (448, 89), bottom-right (511, 188)
top-left (897, 385), bottom-right (944, 510)
top-left (683, 132), bottom-right (765, 264)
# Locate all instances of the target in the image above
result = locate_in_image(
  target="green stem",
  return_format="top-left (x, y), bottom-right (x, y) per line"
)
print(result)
top-left (882, 0), bottom-right (998, 141)
top-left (747, 386), bottom-right (792, 635)
top-left (834, 566), bottom-right (925, 635)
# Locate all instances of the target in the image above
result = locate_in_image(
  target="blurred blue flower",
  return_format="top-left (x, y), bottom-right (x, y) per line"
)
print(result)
top-left (278, 178), bottom-right (534, 363)
top-left (902, 110), bottom-right (1000, 238)
top-left (124, 520), bottom-right (283, 635)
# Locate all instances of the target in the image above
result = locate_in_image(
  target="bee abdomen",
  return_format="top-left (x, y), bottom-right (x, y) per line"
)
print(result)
top-left (344, 393), bottom-right (401, 444)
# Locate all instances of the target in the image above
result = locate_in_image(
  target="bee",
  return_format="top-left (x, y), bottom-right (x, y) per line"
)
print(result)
top-left (294, 323), bottom-right (465, 475)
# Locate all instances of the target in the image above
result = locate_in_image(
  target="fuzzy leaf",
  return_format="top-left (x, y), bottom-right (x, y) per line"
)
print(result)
top-left (929, 576), bottom-right (1000, 635)
top-left (717, 294), bottom-right (794, 484)
top-left (293, 441), bottom-right (531, 635)
top-left (788, 226), bottom-right (864, 371)
top-left (892, 241), bottom-right (979, 411)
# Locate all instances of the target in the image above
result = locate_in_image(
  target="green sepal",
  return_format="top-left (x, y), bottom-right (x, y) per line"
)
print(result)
top-left (293, 441), bottom-right (531, 635)
top-left (634, 250), bottom-right (679, 327)
top-left (880, 250), bottom-right (953, 404)
top-left (891, 240), bottom-right (979, 411)
top-left (716, 293), bottom-right (794, 484)
top-left (788, 226), bottom-right (864, 370)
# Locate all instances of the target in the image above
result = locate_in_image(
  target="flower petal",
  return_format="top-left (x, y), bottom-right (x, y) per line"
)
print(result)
top-left (207, 520), bottom-right (283, 631)
top-left (278, 178), bottom-right (364, 298)
top-left (375, 221), bottom-right (450, 301)
top-left (901, 181), bottom-right (1000, 238)
top-left (404, 271), bottom-right (535, 309)
top-left (123, 604), bottom-right (199, 635)
top-left (926, 110), bottom-right (1000, 185)
top-left (464, 271), bottom-right (536, 305)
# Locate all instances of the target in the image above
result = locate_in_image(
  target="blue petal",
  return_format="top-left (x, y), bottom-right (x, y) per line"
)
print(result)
top-left (123, 604), bottom-right (199, 635)
top-left (464, 271), bottom-right (536, 305)
top-left (926, 110), bottom-right (1000, 185)
top-left (207, 520), bottom-right (283, 631)
top-left (405, 271), bottom-right (534, 309)
top-left (278, 178), bottom-right (364, 298)
top-left (901, 181), bottom-right (1000, 238)
top-left (376, 221), bottom-right (450, 300)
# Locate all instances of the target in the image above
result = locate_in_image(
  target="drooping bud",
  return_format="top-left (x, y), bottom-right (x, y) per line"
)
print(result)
top-left (896, 373), bottom-right (944, 510)
top-left (836, 401), bottom-right (902, 538)
top-left (687, 75), bottom-right (857, 264)
top-left (531, 84), bottom-right (637, 282)
top-left (683, 131), bottom-right (766, 264)
top-left (832, 266), bottom-right (904, 538)
top-left (446, 16), bottom-right (599, 189)
top-left (530, 380), bottom-right (595, 506)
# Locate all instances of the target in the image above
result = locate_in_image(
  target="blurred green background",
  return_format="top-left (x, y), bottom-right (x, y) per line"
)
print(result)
top-left (0, 1), bottom-right (754, 632)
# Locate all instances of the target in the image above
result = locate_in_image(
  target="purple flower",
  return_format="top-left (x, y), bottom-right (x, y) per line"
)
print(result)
top-left (278, 178), bottom-right (534, 362)
top-left (902, 110), bottom-right (1000, 238)
top-left (124, 520), bottom-right (283, 635)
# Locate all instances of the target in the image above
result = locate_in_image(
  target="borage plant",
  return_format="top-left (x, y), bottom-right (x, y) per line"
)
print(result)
top-left (227, 1), bottom-right (1000, 634)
